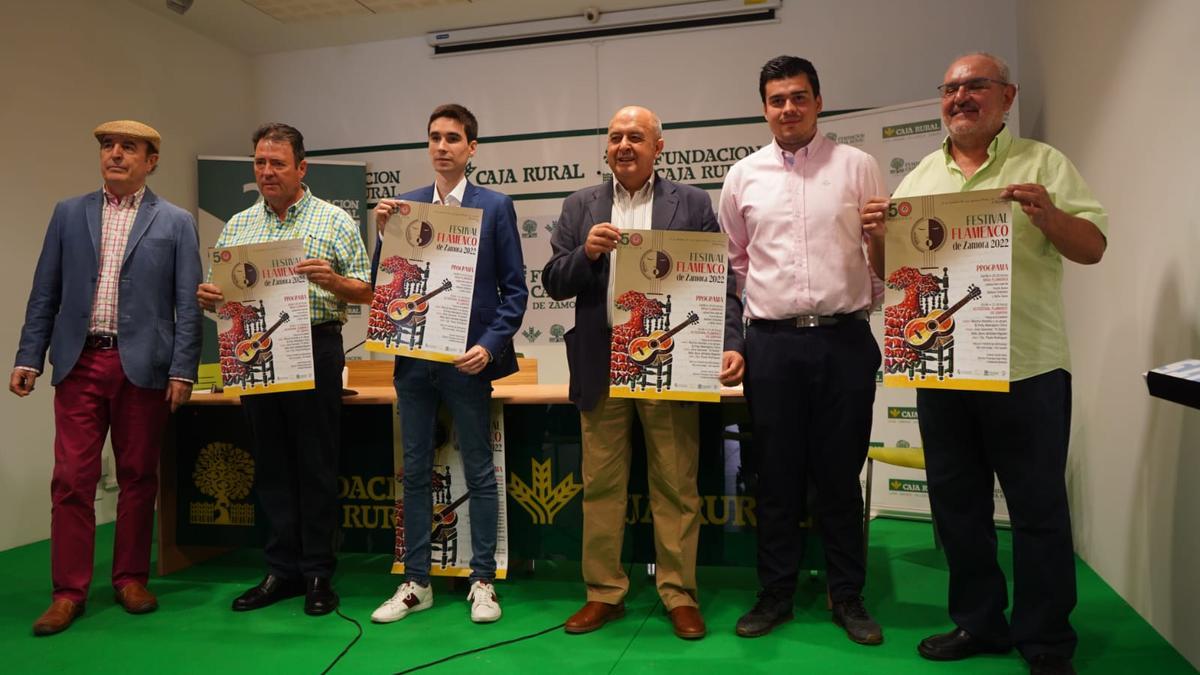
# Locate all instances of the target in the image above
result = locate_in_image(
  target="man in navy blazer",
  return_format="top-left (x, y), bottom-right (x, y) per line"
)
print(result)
top-left (11, 120), bottom-right (202, 636)
top-left (543, 106), bottom-right (744, 640)
top-left (369, 104), bottom-right (527, 626)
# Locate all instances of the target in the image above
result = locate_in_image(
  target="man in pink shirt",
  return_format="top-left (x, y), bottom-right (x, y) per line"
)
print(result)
top-left (719, 56), bottom-right (886, 644)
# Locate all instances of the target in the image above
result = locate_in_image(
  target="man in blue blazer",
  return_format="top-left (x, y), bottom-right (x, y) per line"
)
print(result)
top-left (543, 106), bottom-right (745, 640)
top-left (369, 104), bottom-right (527, 625)
top-left (10, 120), bottom-right (202, 636)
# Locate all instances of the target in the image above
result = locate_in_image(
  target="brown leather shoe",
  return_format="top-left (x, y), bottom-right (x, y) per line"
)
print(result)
top-left (115, 582), bottom-right (158, 614)
top-left (32, 599), bottom-right (85, 636)
top-left (564, 601), bottom-right (625, 634)
top-left (668, 605), bottom-right (707, 640)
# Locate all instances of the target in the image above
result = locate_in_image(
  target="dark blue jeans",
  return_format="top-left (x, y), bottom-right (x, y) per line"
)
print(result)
top-left (394, 360), bottom-right (497, 584)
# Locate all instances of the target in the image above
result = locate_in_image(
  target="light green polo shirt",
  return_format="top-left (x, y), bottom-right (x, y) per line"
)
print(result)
top-left (892, 127), bottom-right (1107, 381)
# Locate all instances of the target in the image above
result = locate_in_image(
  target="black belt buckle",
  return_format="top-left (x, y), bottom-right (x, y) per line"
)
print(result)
top-left (85, 334), bottom-right (118, 350)
top-left (754, 310), bottom-right (869, 329)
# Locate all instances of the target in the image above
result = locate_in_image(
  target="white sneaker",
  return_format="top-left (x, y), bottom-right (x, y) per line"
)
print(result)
top-left (371, 581), bottom-right (433, 623)
top-left (467, 580), bottom-right (501, 623)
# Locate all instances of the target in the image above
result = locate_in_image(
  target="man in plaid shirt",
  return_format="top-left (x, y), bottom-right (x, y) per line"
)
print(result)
top-left (197, 123), bottom-right (371, 617)
top-left (12, 120), bottom-right (202, 636)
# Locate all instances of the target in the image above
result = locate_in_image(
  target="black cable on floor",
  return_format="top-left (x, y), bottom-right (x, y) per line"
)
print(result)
top-left (390, 557), bottom-right (642, 673)
top-left (320, 608), bottom-right (364, 675)
top-left (606, 597), bottom-right (661, 675)
top-left (392, 621), bottom-right (566, 674)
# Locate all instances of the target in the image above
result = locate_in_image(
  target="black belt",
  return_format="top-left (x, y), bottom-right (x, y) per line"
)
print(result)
top-left (312, 321), bottom-right (342, 335)
top-left (84, 334), bottom-right (118, 349)
top-left (750, 310), bottom-right (869, 328)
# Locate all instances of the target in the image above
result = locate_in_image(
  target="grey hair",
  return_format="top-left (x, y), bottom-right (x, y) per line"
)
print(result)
top-left (612, 106), bottom-right (663, 139)
top-left (956, 52), bottom-right (1012, 83)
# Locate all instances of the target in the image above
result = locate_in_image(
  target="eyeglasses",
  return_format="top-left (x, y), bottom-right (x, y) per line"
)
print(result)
top-left (937, 77), bottom-right (1009, 97)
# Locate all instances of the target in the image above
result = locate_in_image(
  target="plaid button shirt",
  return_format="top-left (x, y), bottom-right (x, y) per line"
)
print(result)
top-left (89, 186), bottom-right (145, 335)
top-left (212, 187), bottom-right (370, 324)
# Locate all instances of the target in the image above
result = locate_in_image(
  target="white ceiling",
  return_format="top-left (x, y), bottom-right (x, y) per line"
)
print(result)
top-left (129, 0), bottom-right (703, 55)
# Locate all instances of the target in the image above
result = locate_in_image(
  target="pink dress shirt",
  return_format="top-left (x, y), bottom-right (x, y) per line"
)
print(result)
top-left (718, 133), bottom-right (884, 320)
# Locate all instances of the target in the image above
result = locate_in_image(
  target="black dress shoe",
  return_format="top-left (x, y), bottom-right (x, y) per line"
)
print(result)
top-left (232, 574), bottom-right (305, 612)
top-left (1028, 653), bottom-right (1076, 675)
top-left (304, 577), bottom-right (339, 616)
top-left (831, 596), bottom-right (883, 645)
top-left (918, 627), bottom-right (1011, 661)
top-left (735, 590), bottom-right (793, 637)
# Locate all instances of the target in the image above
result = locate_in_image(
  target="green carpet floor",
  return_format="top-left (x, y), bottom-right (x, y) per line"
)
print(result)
top-left (0, 518), bottom-right (1192, 674)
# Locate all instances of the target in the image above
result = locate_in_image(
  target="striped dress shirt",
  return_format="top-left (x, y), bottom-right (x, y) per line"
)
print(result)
top-left (89, 186), bottom-right (145, 335)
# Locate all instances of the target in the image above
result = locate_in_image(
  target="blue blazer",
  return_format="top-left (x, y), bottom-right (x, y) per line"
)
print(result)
top-left (542, 176), bottom-right (745, 411)
top-left (15, 187), bottom-right (204, 389)
top-left (371, 182), bottom-right (528, 382)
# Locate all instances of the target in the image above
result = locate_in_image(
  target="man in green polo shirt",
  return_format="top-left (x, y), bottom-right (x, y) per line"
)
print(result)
top-left (862, 53), bottom-right (1106, 675)
top-left (197, 123), bottom-right (372, 617)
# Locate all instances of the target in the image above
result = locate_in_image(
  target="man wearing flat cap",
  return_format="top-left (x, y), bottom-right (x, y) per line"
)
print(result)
top-left (11, 120), bottom-right (203, 636)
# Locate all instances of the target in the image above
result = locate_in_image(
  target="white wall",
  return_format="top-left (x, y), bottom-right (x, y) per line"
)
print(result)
top-left (255, 1), bottom-right (1018, 145)
top-left (1017, 0), bottom-right (1200, 666)
top-left (0, 0), bottom-right (255, 550)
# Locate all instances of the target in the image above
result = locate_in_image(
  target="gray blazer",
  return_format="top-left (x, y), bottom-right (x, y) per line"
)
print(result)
top-left (542, 176), bottom-right (744, 411)
top-left (15, 187), bottom-right (203, 389)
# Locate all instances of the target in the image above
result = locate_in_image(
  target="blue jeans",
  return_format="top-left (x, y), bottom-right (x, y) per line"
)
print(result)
top-left (394, 360), bottom-right (497, 584)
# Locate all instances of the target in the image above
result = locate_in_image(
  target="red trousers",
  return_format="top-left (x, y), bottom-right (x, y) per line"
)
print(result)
top-left (51, 347), bottom-right (168, 602)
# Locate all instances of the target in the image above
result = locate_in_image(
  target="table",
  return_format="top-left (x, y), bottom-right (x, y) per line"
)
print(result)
top-left (157, 367), bottom-right (820, 576)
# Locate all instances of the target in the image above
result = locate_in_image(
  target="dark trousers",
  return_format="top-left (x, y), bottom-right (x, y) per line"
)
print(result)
top-left (241, 324), bottom-right (345, 579)
top-left (917, 369), bottom-right (1076, 659)
top-left (744, 319), bottom-right (880, 601)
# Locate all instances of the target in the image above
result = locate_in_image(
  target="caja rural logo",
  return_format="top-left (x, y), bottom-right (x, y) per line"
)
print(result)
top-left (508, 459), bottom-right (583, 525)
top-left (889, 479), bottom-right (929, 494)
top-left (882, 119), bottom-right (942, 139)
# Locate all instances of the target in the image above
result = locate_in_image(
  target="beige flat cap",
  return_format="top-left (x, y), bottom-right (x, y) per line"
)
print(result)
top-left (93, 120), bottom-right (161, 152)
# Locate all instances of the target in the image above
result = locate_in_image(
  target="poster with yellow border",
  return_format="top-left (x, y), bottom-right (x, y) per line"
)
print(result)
top-left (209, 239), bottom-right (315, 396)
top-left (366, 201), bottom-right (481, 363)
top-left (883, 188), bottom-right (1011, 392)
top-left (609, 229), bottom-right (728, 403)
